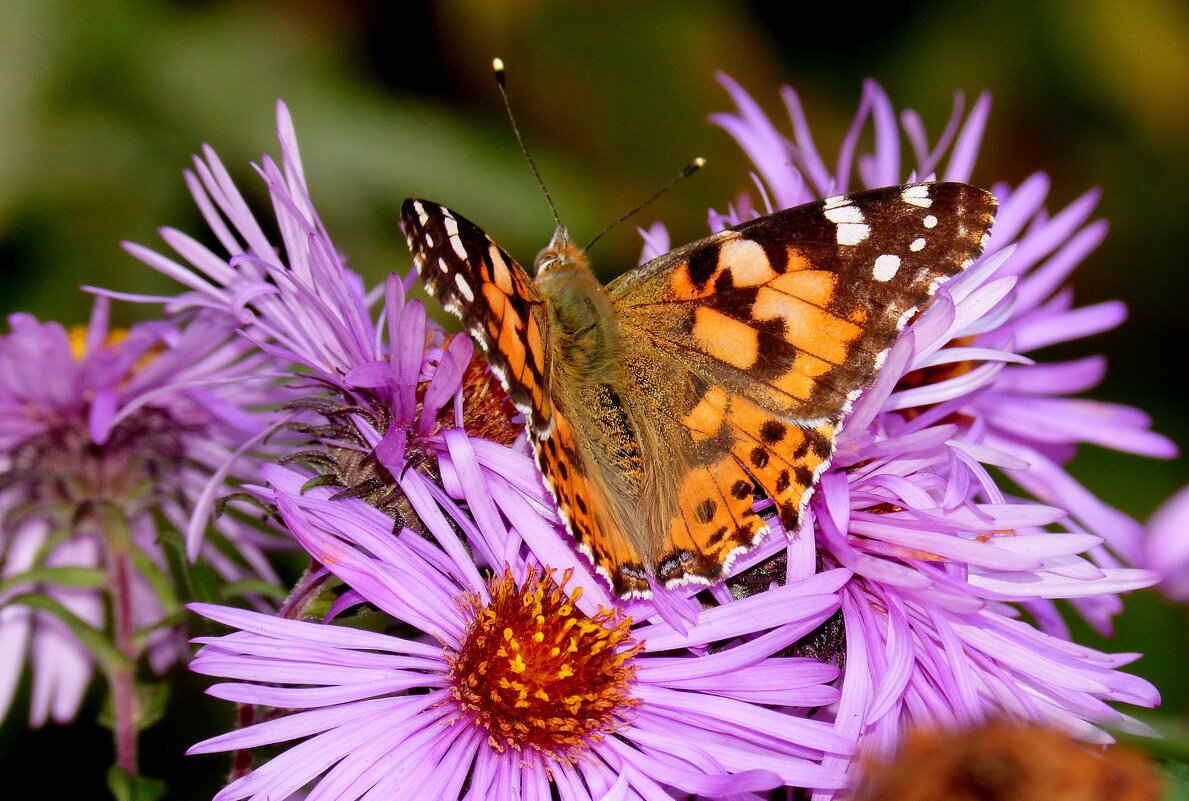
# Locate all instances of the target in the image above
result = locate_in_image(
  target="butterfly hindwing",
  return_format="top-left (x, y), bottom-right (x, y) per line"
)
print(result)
top-left (618, 345), bottom-right (839, 588)
top-left (535, 405), bottom-right (651, 596)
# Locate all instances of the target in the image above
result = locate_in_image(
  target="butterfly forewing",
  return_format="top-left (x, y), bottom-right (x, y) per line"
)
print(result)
top-left (612, 183), bottom-right (995, 421)
top-left (401, 199), bottom-right (553, 433)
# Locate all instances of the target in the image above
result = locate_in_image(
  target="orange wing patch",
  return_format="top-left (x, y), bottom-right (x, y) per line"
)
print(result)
top-left (657, 384), bottom-right (837, 586)
top-left (693, 307), bottom-right (759, 369)
top-left (658, 457), bottom-right (763, 586)
top-left (670, 237), bottom-right (781, 300)
top-left (532, 409), bottom-right (649, 598)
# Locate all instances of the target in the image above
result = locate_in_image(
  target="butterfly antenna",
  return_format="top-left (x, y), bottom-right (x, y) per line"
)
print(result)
top-left (493, 58), bottom-right (563, 230)
top-left (584, 157), bottom-right (705, 252)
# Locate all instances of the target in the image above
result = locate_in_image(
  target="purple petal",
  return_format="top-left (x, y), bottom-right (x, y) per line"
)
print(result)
top-left (779, 85), bottom-right (833, 197)
top-left (346, 359), bottom-right (394, 388)
top-left (942, 91), bottom-right (991, 183)
top-left (635, 569), bottom-right (848, 650)
top-left (968, 568), bottom-right (1157, 598)
top-left (862, 80), bottom-right (900, 188)
top-left (985, 173), bottom-right (1050, 252)
top-left (86, 389), bottom-right (119, 445)
top-left (419, 335), bottom-right (472, 431)
top-left (1014, 300), bottom-right (1127, 351)
top-left (1145, 486), bottom-right (1189, 599)
top-left (996, 356), bottom-right (1106, 395)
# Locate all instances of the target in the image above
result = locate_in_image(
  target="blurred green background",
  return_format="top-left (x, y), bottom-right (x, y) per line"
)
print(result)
top-left (0, 0), bottom-right (1185, 797)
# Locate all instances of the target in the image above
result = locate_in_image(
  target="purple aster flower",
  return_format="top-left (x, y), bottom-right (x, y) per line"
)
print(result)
top-left (188, 464), bottom-right (854, 800)
top-left (1142, 485), bottom-right (1189, 601)
top-left (0, 298), bottom-right (290, 729)
top-left (695, 74), bottom-right (1174, 781)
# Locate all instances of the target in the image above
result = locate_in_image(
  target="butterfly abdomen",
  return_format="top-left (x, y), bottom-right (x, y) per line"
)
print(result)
top-left (589, 383), bottom-right (646, 484)
top-left (537, 263), bottom-right (653, 481)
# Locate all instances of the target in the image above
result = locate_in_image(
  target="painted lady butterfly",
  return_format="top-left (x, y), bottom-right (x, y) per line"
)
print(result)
top-left (402, 183), bottom-right (996, 597)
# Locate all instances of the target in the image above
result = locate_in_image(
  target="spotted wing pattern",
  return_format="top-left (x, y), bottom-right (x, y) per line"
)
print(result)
top-left (609, 183), bottom-right (996, 586)
top-left (403, 183), bottom-right (997, 598)
top-left (402, 200), bottom-right (553, 434)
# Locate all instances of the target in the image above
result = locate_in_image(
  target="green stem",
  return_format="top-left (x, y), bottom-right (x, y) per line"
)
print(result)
top-left (89, 504), bottom-right (140, 775)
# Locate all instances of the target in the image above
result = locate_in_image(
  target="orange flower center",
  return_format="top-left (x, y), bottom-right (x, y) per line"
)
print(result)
top-left (447, 568), bottom-right (641, 762)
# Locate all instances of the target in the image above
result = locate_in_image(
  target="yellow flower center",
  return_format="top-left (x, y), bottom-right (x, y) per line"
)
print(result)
top-left (447, 568), bottom-right (641, 762)
top-left (68, 325), bottom-right (128, 359)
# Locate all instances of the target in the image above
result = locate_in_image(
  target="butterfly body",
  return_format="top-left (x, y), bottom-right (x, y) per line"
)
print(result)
top-left (402, 183), bottom-right (996, 597)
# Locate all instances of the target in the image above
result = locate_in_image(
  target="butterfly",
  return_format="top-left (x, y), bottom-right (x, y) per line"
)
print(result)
top-left (402, 182), bottom-right (996, 598)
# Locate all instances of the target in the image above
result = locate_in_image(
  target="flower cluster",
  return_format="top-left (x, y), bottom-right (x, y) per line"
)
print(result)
top-left (111, 76), bottom-right (1177, 801)
top-left (0, 299), bottom-right (289, 726)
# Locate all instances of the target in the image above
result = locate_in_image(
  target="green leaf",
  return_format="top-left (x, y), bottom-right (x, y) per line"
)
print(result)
top-left (0, 565), bottom-right (107, 596)
top-left (4, 592), bottom-right (129, 675)
top-left (127, 541), bottom-right (181, 616)
top-left (220, 578), bottom-right (288, 602)
top-left (1160, 759), bottom-right (1189, 801)
top-left (155, 524), bottom-right (222, 605)
top-left (187, 558), bottom-right (224, 605)
top-left (97, 678), bottom-right (171, 732)
top-left (27, 518), bottom-right (77, 566)
top-left (137, 679), bottom-right (171, 730)
top-left (106, 766), bottom-right (166, 801)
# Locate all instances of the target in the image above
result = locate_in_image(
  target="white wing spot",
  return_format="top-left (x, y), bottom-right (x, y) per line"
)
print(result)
top-left (824, 204), bottom-right (868, 245)
top-left (837, 223), bottom-right (870, 246)
top-left (412, 201), bottom-right (429, 226)
top-left (442, 213), bottom-right (460, 238)
top-left (450, 234), bottom-right (468, 261)
top-left (422, 232), bottom-right (435, 248)
top-left (924, 215), bottom-right (938, 229)
top-left (872, 254), bottom-right (901, 281)
top-left (901, 185), bottom-right (933, 208)
top-left (824, 204), bottom-right (864, 224)
top-left (437, 256), bottom-right (451, 274)
top-left (454, 273), bottom-right (474, 302)
top-left (910, 237), bottom-right (926, 252)
top-left (823, 194), bottom-right (849, 210)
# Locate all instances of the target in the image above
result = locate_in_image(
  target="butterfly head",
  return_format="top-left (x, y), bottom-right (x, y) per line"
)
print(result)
top-left (534, 227), bottom-right (590, 278)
